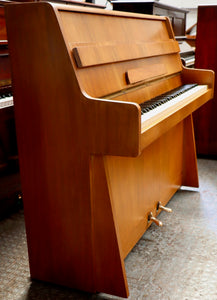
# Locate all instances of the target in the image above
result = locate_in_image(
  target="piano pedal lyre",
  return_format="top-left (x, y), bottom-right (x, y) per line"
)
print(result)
top-left (148, 212), bottom-right (163, 227)
top-left (157, 201), bottom-right (172, 213)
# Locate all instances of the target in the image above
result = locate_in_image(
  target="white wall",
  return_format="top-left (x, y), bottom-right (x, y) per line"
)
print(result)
top-left (95, 0), bottom-right (112, 9)
top-left (160, 0), bottom-right (217, 29)
top-left (94, 0), bottom-right (217, 31)
top-left (95, 0), bottom-right (217, 9)
top-left (160, 0), bottom-right (217, 8)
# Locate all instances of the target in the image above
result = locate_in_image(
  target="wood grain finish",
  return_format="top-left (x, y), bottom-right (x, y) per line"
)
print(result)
top-left (126, 63), bottom-right (167, 84)
top-left (5, 2), bottom-right (214, 298)
top-left (73, 40), bottom-right (180, 68)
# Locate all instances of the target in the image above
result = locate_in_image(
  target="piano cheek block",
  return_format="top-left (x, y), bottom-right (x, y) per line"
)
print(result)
top-left (85, 99), bottom-right (141, 157)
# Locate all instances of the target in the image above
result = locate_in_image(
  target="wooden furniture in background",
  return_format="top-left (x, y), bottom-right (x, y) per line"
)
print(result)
top-left (194, 5), bottom-right (217, 156)
top-left (185, 22), bottom-right (196, 48)
top-left (0, 2), bottom-right (21, 218)
top-left (5, 2), bottom-right (214, 298)
top-left (0, 4), bottom-right (14, 169)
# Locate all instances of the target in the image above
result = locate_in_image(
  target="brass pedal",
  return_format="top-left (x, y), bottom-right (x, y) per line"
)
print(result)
top-left (148, 212), bottom-right (163, 227)
top-left (157, 202), bottom-right (172, 213)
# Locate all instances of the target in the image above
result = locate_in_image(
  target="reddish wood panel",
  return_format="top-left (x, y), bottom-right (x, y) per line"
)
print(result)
top-left (194, 5), bottom-right (217, 156)
top-left (0, 7), bottom-right (7, 41)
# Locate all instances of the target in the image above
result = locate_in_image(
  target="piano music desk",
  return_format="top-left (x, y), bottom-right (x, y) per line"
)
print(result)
top-left (5, 3), bottom-right (214, 298)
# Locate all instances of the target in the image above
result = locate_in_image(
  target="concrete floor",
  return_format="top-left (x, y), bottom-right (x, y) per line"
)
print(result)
top-left (0, 158), bottom-right (217, 300)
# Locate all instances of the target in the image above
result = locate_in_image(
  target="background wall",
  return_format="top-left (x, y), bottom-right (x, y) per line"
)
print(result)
top-left (160, 0), bottom-right (217, 30)
top-left (160, 0), bottom-right (217, 8)
top-left (95, 0), bottom-right (217, 8)
top-left (94, 0), bottom-right (217, 33)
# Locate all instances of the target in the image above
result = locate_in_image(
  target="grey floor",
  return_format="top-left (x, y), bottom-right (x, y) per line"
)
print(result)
top-left (1, 158), bottom-right (217, 300)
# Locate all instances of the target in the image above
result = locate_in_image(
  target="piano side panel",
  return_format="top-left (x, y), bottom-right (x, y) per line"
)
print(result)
top-left (5, 5), bottom-right (138, 298)
top-left (6, 2), bottom-right (96, 292)
top-left (90, 155), bottom-right (129, 297)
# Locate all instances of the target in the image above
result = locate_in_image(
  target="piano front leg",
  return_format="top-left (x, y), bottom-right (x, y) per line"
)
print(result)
top-left (90, 155), bottom-right (129, 298)
top-left (182, 114), bottom-right (199, 188)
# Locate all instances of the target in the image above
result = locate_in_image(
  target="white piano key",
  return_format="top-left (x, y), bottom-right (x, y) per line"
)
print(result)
top-left (0, 96), bottom-right (13, 109)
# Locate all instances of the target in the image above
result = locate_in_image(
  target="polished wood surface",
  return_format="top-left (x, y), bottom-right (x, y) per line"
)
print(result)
top-left (194, 5), bottom-right (217, 156)
top-left (5, 2), bottom-right (214, 298)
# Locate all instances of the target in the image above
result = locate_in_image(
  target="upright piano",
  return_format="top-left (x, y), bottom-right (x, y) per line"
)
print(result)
top-left (5, 2), bottom-right (214, 298)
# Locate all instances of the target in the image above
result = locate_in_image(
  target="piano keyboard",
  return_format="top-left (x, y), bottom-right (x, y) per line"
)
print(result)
top-left (140, 84), bottom-right (208, 129)
top-left (0, 93), bottom-right (13, 109)
top-left (183, 55), bottom-right (195, 67)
